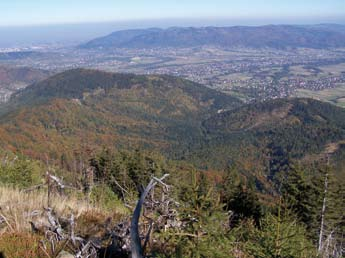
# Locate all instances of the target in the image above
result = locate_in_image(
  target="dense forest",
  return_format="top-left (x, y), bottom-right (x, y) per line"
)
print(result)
top-left (0, 69), bottom-right (345, 257)
top-left (0, 148), bottom-right (344, 257)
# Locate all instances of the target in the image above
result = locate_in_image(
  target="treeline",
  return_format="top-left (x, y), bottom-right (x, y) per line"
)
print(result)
top-left (87, 149), bottom-right (345, 257)
top-left (0, 148), bottom-right (344, 257)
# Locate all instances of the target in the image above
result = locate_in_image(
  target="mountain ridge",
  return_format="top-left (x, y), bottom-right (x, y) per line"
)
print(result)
top-left (0, 69), bottom-right (241, 165)
top-left (80, 24), bottom-right (345, 49)
top-left (9, 68), bottom-right (241, 110)
top-left (1, 69), bottom-right (345, 186)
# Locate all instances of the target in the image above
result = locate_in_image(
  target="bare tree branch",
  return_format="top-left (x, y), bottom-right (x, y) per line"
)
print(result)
top-left (130, 174), bottom-right (169, 258)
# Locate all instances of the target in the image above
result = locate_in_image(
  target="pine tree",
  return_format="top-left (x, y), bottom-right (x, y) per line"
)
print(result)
top-left (281, 165), bottom-right (320, 238)
top-left (244, 211), bottom-right (316, 258)
top-left (171, 171), bottom-right (234, 258)
top-left (220, 166), bottom-right (263, 227)
top-left (282, 163), bottom-right (345, 256)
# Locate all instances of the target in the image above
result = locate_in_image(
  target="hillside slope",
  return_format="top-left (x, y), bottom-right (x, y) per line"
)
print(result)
top-left (0, 69), bottom-right (241, 165)
top-left (0, 66), bottom-right (50, 102)
top-left (1, 69), bottom-right (345, 187)
top-left (192, 98), bottom-right (345, 177)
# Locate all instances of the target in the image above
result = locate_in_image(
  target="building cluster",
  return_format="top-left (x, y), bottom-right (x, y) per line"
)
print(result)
top-left (1, 45), bottom-right (345, 102)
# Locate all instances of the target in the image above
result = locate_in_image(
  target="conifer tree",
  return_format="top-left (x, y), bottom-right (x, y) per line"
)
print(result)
top-left (220, 166), bottom-right (262, 226)
top-left (281, 165), bottom-right (319, 238)
top-left (171, 171), bottom-right (233, 258)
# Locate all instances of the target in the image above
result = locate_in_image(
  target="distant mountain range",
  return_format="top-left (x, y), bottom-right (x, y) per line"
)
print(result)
top-left (2, 69), bottom-right (345, 188)
top-left (80, 24), bottom-right (345, 49)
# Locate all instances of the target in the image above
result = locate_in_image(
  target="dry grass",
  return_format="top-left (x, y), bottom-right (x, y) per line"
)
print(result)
top-left (0, 185), bottom-right (129, 257)
top-left (0, 185), bottom-right (126, 234)
top-left (0, 232), bottom-right (45, 258)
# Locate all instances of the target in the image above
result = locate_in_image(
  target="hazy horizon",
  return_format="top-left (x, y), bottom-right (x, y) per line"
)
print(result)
top-left (1, 17), bottom-right (345, 48)
top-left (1, 0), bottom-right (344, 27)
top-left (0, 0), bottom-right (344, 47)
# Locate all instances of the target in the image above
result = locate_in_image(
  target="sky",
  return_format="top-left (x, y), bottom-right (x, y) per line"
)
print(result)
top-left (0, 0), bottom-right (344, 47)
top-left (0, 0), bottom-right (344, 27)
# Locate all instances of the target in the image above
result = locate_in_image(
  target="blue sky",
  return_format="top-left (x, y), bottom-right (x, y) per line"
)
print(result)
top-left (0, 0), bottom-right (344, 26)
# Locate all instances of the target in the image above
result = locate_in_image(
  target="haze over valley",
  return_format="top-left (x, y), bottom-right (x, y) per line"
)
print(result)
top-left (1, 24), bottom-right (345, 105)
top-left (0, 1), bottom-right (345, 257)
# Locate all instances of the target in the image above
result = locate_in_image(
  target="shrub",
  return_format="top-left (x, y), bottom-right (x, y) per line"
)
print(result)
top-left (90, 184), bottom-right (126, 212)
top-left (0, 156), bottom-right (43, 188)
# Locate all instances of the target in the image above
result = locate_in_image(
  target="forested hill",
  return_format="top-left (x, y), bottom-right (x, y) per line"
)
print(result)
top-left (0, 66), bottom-right (51, 102)
top-left (9, 68), bottom-right (240, 110)
top-left (193, 98), bottom-right (345, 178)
top-left (0, 66), bottom-right (49, 86)
top-left (0, 68), bottom-right (241, 165)
top-left (80, 24), bottom-right (345, 49)
top-left (1, 69), bottom-right (345, 186)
